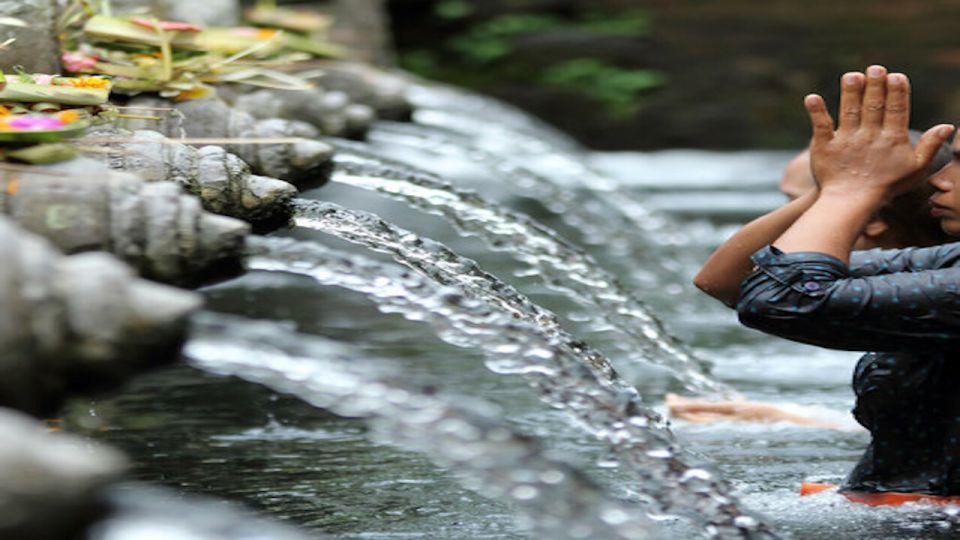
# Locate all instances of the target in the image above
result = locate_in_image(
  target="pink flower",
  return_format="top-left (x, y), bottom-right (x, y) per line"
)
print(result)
top-left (61, 51), bottom-right (99, 72)
top-left (7, 116), bottom-right (65, 130)
top-left (31, 74), bottom-right (55, 86)
top-left (130, 18), bottom-right (202, 32)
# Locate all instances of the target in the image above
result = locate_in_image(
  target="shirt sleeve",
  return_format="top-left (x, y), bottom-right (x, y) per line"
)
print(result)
top-left (736, 245), bottom-right (960, 352)
top-left (849, 242), bottom-right (960, 276)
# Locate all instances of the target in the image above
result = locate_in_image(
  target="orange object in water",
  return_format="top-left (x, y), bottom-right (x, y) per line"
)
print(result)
top-left (800, 482), bottom-right (836, 496)
top-left (800, 482), bottom-right (960, 506)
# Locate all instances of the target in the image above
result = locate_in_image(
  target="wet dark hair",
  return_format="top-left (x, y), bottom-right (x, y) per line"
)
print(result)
top-left (876, 130), bottom-right (954, 246)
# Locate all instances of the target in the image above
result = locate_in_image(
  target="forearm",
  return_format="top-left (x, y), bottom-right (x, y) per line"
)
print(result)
top-left (694, 189), bottom-right (818, 306)
top-left (773, 188), bottom-right (886, 264)
top-left (737, 247), bottom-right (960, 351)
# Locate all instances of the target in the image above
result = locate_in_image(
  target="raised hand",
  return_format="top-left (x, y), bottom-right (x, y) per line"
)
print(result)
top-left (805, 65), bottom-right (954, 201)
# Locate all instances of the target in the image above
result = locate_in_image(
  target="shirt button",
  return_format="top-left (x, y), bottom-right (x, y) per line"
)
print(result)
top-left (803, 282), bottom-right (821, 292)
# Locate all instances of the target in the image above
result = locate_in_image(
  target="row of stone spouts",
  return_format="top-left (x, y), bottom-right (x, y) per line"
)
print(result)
top-left (0, 1), bottom-right (407, 538)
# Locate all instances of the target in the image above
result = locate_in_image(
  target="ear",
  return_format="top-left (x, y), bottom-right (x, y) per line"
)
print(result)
top-left (862, 217), bottom-right (889, 238)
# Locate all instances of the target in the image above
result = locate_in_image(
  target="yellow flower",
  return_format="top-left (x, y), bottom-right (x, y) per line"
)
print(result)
top-left (69, 77), bottom-right (112, 89)
top-left (256, 28), bottom-right (279, 40)
top-left (56, 110), bottom-right (81, 124)
top-left (174, 86), bottom-right (214, 101)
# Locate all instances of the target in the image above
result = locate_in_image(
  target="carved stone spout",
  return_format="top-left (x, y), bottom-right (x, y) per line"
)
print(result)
top-left (74, 125), bottom-right (297, 226)
top-left (0, 216), bottom-right (201, 415)
top-left (0, 407), bottom-right (128, 539)
top-left (0, 170), bottom-right (248, 284)
top-left (119, 97), bottom-right (334, 186)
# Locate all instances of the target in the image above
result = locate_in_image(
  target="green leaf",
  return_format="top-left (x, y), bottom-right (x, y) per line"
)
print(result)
top-left (5, 143), bottom-right (79, 164)
top-left (435, 0), bottom-right (474, 20)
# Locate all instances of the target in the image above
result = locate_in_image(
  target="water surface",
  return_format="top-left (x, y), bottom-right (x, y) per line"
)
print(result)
top-left (67, 147), bottom-right (960, 539)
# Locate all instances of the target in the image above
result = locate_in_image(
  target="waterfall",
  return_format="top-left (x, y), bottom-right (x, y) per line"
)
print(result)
top-left (243, 235), bottom-right (774, 538)
top-left (315, 145), bottom-right (730, 397)
top-left (185, 312), bottom-right (658, 540)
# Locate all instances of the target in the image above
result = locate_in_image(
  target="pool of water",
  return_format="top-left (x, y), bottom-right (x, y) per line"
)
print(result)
top-left (66, 144), bottom-right (960, 539)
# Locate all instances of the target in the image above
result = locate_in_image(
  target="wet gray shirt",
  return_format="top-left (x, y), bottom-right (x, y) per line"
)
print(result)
top-left (737, 243), bottom-right (960, 494)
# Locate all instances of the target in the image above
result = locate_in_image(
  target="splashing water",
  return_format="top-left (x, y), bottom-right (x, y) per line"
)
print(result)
top-left (367, 120), bottom-right (667, 276)
top-left (293, 198), bottom-right (626, 386)
top-left (402, 84), bottom-right (707, 280)
top-left (317, 144), bottom-right (732, 398)
top-left (244, 235), bottom-right (774, 538)
top-left (185, 312), bottom-right (657, 540)
top-left (405, 82), bottom-right (583, 153)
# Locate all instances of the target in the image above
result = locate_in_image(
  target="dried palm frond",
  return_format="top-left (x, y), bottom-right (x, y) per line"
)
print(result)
top-left (244, 6), bottom-right (332, 35)
top-left (0, 75), bottom-right (111, 106)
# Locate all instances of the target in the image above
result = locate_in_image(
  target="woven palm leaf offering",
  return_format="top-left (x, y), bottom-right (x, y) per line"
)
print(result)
top-left (0, 70), bottom-right (112, 164)
top-left (0, 65), bottom-right (295, 223)
top-left (243, 2), bottom-right (333, 43)
top-left (210, 2), bottom-right (409, 138)
top-left (56, 2), bottom-right (344, 184)
top-left (58, 0), bottom-right (346, 100)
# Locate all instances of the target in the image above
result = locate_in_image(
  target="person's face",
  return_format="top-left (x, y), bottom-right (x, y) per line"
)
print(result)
top-left (928, 141), bottom-right (960, 237)
top-left (779, 150), bottom-right (815, 201)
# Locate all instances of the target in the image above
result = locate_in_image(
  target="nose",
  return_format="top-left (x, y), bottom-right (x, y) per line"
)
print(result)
top-left (928, 164), bottom-right (954, 193)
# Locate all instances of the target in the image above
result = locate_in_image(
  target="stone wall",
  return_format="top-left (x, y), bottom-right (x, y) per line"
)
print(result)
top-left (325, 0), bottom-right (396, 66)
top-left (0, 0), bottom-right (61, 73)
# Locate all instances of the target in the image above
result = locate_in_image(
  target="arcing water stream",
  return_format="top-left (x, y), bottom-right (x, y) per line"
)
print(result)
top-left (243, 235), bottom-right (769, 537)
top-left (322, 146), bottom-right (728, 397)
top-left (65, 81), bottom-right (960, 540)
top-left (185, 312), bottom-right (658, 540)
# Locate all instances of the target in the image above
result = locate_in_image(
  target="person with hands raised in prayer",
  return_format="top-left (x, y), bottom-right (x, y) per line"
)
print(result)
top-left (693, 65), bottom-right (960, 496)
top-left (669, 74), bottom-right (954, 432)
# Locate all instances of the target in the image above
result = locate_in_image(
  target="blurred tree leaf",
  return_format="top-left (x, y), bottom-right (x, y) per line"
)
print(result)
top-left (434, 0), bottom-right (474, 19)
top-left (541, 58), bottom-right (667, 118)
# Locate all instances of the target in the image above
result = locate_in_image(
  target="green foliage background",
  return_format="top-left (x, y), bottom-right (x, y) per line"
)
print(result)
top-left (395, 2), bottom-right (665, 121)
top-left (388, 0), bottom-right (960, 150)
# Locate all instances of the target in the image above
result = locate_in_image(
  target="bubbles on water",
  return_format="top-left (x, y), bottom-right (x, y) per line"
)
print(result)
top-left (596, 452), bottom-right (621, 469)
top-left (646, 448), bottom-right (673, 459)
top-left (601, 508), bottom-right (631, 526)
top-left (733, 515), bottom-right (760, 530)
top-left (384, 388), bottom-right (411, 405)
top-left (679, 468), bottom-right (712, 483)
top-left (664, 283), bottom-right (684, 296)
top-left (540, 469), bottom-right (566, 485)
top-left (511, 485), bottom-right (540, 501)
top-left (492, 342), bottom-right (522, 355)
top-left (942, 505), bottom-right (960, 519)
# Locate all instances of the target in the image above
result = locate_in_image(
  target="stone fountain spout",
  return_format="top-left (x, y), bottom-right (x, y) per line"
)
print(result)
top-left (0, 216), bottom-right (201, 415)
top-left (0, 170), bottom-right (248, 285)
